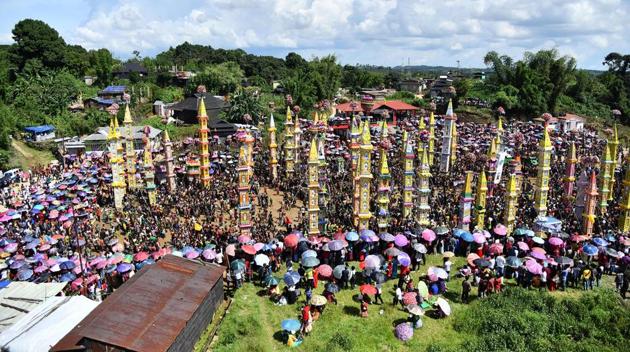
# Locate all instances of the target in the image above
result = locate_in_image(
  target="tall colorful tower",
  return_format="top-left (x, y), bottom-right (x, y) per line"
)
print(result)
top-left (511, 154), bottom-right (523, 193)
top-left (377, 135), bottom-right (391, 233)
top-left (350, 117), bottom-right (361, 180)
top-left (458, 171), bottom-right (474, 231)
top-left (503, 174), bottom-right (518, 235)
top-left (243, 130), bottom-right (255, 176)
top-left (450, 122), bottom-right (458, 166)
top-left (575, 170), bottom-right (589, 219)
top-left (618, 156), bottom-right (630, 232)
top-left (284, 107), bottom-right (295, 176)
top-left (123, 104), bottom-right (137, 189)
top-left (486, 137), bottom-right (498, 197)
top-left (598, 141), bottom-right (611, 214)
top-left (534, 126), bottom-right (552, 217)
top-left (237, 145), bottom-right (252, 235)
top-left (474, 170), bottom-right (488, 230)
top-left (608, 124), bottom-right (619, 199)
top-left (294, 113), bottom-right (302, 166)
top-left (142, 132), bottom-right (156, 206)
top-left (307, 138), bottom-right (320, 236)
top-left (428, 112), bottom-right (436, 166)
top-left (496, 117), bottom-right (504, 153)
top-left (268, 113), bottom-right (278, 180)
top-left (439, 99), bottom-right (456, 172)
top-left (583, 171), bottom-right (599, 236)
top-left (402, 139), bottom-right (415, 219)
top-left (163, 130), bottom-right (176, 192)
top-left (417, 146), bottom-right (431, 226)
top-left (563, 142), bottom-right (577, 199)
top-left (197, 98), bottom-right (210, 187)
top-left (357, 122), bottom-right (373, 230)
top-left (352, 121), bottom-right (364, 226)
top-left (107, 117), bottom-right (125, 209)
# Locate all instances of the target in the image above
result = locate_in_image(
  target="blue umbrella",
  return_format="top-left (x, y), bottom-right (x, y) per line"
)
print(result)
top-left (33, 204), bottom-right (44, 211)
top-left (17, 269), bottom-right (33, 281)
top-left (359, 229), bottom-right (375, 237)
top-left (460, 231), bottom-right (474, 242)
top-left (301, 250), bottom-right (317, 259)
top-left (104, 264), bottom-right (116, 273)
top-left (117, 263), bottom-right (133, 273)
top-left (60, 272), bottom-right (76, 282)
top-left (302, 256), bottom-right (320, 268)
top-left (283, 271), bottom-right (300, 286)
top-left (452, 228), bottom-right (465, 238)
top-left (25, 241), bottom-right (39, 250)
top-left (380, 233), bottom-right (395, 242)
top-left (582, 244), bottom-right (598, 256)
top-left (264, 276), bottom-right (279, 286)
top-left (506, 256), bottom-right (522, 268)
top-left (10, 260), bottom-right (27, 270)
top-left (281, 319), bottom-right (301, 332)
top-left (230, 259), bottom-right (245, 271)
top-left (59, 261), bottom-right (76, 270)
top-left (592, 237), bottom-right (608, 247)
top-left (345, 231), bottom-right (359, 241)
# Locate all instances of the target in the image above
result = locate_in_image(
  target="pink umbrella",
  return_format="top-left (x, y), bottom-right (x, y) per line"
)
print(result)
top-left (473, 232), bottom-right (486, 244)
top-left (489, 243), bottom-right (503, 255)
top-left (134, 252), bottom-right (149, 262)
top-left (394, 234), bottom-right (409, 247)
top-left (317, 264), bottom-right (333, 277)
top-left (525, 259), bottom-right (543, 275)
top-left (109, 255), bottom-right (123, 265)
top-left (493, 224), bottom-right (507, 236)
top-left (96, 260), bottom-right (108, 270)
top-left (185, 251), bottom-right (199, 259)
top-left (38, 244), bottom-right (51, 252)
top-left (531, 247), bottom-right (546, 255)
top-left (226, 244), bottom-right (236, 256)
top-left (89, 257), bottom-right (105, 267)
top-left (516, 241), bottom-right (529, 251)
top-left (466, 253), bottom-right (480, 266)
top-left (403, 292), bottom-right (417, 305)
top-left (530, 251), bottom-right (546, 261)
top-left (202, 249), bottom-right (216, 260)
top-left (112, 243), bottom-right (124, 252)
top-left (253, 243), bottom-right (265, 252)
top-left (548, 237), bottom-right (563, 246)
top-left (237, 235), bottom-right (251, 244)
top-left (34, 265), bottom-right (48, 273)
top-left (421, 229), bottom-right (436, 242)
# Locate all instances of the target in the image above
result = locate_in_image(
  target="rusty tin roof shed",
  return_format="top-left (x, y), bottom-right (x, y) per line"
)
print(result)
top-left (52, 255), bottom-right (224, 352)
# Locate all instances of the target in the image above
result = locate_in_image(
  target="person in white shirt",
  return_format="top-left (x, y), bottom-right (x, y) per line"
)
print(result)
top-left (443, 258), bottom-right (452, 280)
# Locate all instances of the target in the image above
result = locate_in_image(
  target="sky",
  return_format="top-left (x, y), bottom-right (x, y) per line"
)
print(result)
top-left (1, 0), bottom-right (629, 69)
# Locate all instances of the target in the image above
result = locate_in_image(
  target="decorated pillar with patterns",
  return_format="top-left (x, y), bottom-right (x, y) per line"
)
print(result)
top-left (107, 117), bottom-right (125, 210)
top-left (450, 122), bottom-right (458, 166)
top-left (496, 117), bottom-right (504, 153)
top-left (458, 171), bottom-right (474, 231)
top-left (307, 138), bottom-right (320, 235)
top-left (268, 113), bottom-right (278, 180)
top-left (377, 136), bottom-right (391, 233)
top-left (575, 171), bottom-right (589, 219)
top-left (123, 105), bottom-right (137, 189)
top-left (534, 126), bottom-right (552, 217)
top-left (598, 141), bottom-right (612, 214)
top-left (510, 154), bottom-right (523, 193)
top-left (618, 155), bottom-right (630, 232)
top-left (474, 170), bottom-right (488, 230)
top-left (294, 113), bottom-right (302, 166)
top-left (416, 145), bottom-right (431, 226)
top-left (402, 138), bottom-right (415, 219)
top-left (163, 130), bottom-right (176, 192)
top-left (563, 142), bottom-right (577, 199)
top-left (583, 171), bottom-right (599, 236)
top-left (439, 99), bottom-right (456, 173)
top-left (350, 117), bottom-right (360, 180)
top-left (428, 112), bottom-right (436, 166)
top-left (197, 98), bottom-right (210, 187)
top-left (503, 174), bottom-right (518, 235)
top-left (357, 122), bottom-right (373, 230)
top-left (243, 130), bottom-right (255, 176)
top-left (142, 130), bottom-right (156, 206)
top-left (237, 145), bottom-right (252, 235)
top-left (284, 106), bottom-right (295, 176)
top-left (486, 137), bottom-right (498, 197)
top-left (608, 124), bottom-right (619, 199)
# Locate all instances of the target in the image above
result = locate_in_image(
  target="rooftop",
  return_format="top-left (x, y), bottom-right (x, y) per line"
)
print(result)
top-left (99, 86), bottom-right (127, 95)
top-left (52, 255), bottom-right (225, 352)
top-left (83, 125), bottom-right (162, 142)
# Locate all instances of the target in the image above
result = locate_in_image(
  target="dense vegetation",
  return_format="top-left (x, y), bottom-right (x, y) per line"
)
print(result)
top-left (0, 18), bottom-right (629, 169)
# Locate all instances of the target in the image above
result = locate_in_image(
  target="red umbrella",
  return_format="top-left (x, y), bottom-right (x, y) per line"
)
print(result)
top-left (359, 284), bottom-right (377, 295)
top-left (489, 243), bottom-right (503, 255)
top-left (466, 253), bottom-right (480, 266)
top-left (403, 291), bottom-right (417, 306)
top-left (317, 264), bottom-right (333, 277)
top-left (133, 251), bottom-right (149, 262)
top-left (242, 245), bottom-right (256, 255)
top-left (284, 234), bottom-right (299, 248)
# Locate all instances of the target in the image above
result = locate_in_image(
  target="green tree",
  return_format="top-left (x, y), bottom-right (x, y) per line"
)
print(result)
top-left (8, 19), bottom-right (67, 72)
top-left (189, 62), bottom-right (244, 95)
top-left (64, 45), bottom-right (89, 77)
top-left (308, 55), bottom-right (341, 100)
top-left (454, 78), bottom-right (473, 99)
top-left (89, 48), bottom-right (114, 86)
top-left (285, 52), bottom-right (307, 70)
top-left (225, 87), bottom-right (264, 124)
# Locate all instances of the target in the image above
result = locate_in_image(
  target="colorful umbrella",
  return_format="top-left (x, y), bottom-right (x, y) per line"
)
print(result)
top-left (395, 322), bottom-right (414, 341)
top-left (237, 235), bottom-right (251, 244)
top-left (302, 256), bottom-right (320, 268)
top-left (473, 232), bottom-right (486, 244)
top-left (230, 259), bottom-right (245, 271)
top-left (384, 247), bottom-right (402, 257)
top-left (364, 255), bottom-right (382, 269)
top-left (466, 253), bottom-right (480, 266)
top-left (421, 229), bottom-right (436, 242)
top-left (380, 233), bottom-right (395, 242)
top-left (317, 264), bottom-right (332, 277)
top-left (403, 291), bottom-right (417, 305)
top-left (134, 252), bottom-right (149, 262)
top-left (328, 240), bottom-right (344, 251)
top-left (407, 304), bottom-right (424, 316)
top-left (281, 319), bottom-right (301, 332)
top-left (493, 224), bottom-right (507, 236)
top-left (301, 250), bottom-right (317, 259)
top-left (311, 295), bottom-right (327, 306)
top-left (582, 244), bottom-right (598, 256)
top-left (394, 234), bottom-right (409, 247)
top-left (506, 256), bottom-right (522, 268)
top-left (436, 297), bottom-right (451, 316)
top-left (117, 263), bottom-right (134, 273)
top-left (202, 249), bottom-right (217, 261)
top-left (460, 232), bottom-right (474, 242)
top-left (254, 254), bottom-right (270, 266)
top-left (525, 259), bottom-right (543, 275)
top-left (548, 237), bottom-right (563, 246)
top-left (489, 243), bottom-right (503, 255)
top-left (417, 281), bottom-right (429, 298)
top-left (345, 231), bottom-right (359, 241)
top-left (325, 282), bottom-right (339, 293)
top-left (333, 265), bottom-right (346, 279)
top-left (284, 234), bottom-right (299, 248)
top-left (283, 271), bottom-right (300, 286)
top-left (397, 253), bottom-right (411, 267)
top-left (359, 284), bottom-right (377, 295)
top-left (241, 245), bottom-right (256, 255)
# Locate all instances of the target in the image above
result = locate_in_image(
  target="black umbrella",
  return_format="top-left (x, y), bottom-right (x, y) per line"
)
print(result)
top-left (473, 258), bottom-right (491, 268)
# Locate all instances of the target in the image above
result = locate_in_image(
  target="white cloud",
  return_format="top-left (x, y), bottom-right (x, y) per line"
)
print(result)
top-left (59, 0), bottom-right (630, 68)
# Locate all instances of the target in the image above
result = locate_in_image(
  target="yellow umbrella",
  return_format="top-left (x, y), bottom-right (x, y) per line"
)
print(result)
top-left (194, 223), bottom-right (202, 231)
top-left (443, 251), bottom-right (455, 258)
top-left (311, 295), bottom-right (327, 306)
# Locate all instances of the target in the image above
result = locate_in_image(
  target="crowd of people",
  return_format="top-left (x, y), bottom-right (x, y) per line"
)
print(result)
top-left (1, 106), bottom-right (629, 344)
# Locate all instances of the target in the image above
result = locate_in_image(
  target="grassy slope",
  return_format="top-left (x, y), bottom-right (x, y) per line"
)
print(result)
top-left (212, 254), bottom-right (615, 352)
top-left (8, 139), bottom-right (55, 169)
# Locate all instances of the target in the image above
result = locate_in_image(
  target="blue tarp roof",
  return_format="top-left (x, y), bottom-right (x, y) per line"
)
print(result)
top-left (87, 97), bottom-right (115, 105)
top-left (24, 125), bottom-right (55, 134)
top-left (100, 85), bottom-right (126, 94)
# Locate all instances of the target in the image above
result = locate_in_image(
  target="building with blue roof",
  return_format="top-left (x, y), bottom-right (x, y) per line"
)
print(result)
top-left (23, 125), bottom-right (56, 142)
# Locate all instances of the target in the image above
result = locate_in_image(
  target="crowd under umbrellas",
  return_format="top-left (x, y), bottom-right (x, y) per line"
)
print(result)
top-left (0, 102), bottom-right (630, 344)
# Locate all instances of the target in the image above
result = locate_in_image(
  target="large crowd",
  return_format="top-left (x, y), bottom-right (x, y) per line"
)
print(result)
top-left (1, 109), bottom-right (629, 344)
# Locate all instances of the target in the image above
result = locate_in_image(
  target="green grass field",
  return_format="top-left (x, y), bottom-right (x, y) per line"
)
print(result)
top-left (211, 254), bottom-right (617, 352)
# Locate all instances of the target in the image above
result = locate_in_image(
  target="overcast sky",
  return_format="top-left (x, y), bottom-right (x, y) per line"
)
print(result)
top-left (1, 0), bottom-right (628, 69)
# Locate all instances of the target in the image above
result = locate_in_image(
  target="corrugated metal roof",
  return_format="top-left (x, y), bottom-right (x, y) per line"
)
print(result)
top-left (0, 282), bottom-right (67, 332)
top-left (82, 125), bottom-right (162, 142)
top-left (52, 255), bottom-right (224, 352)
